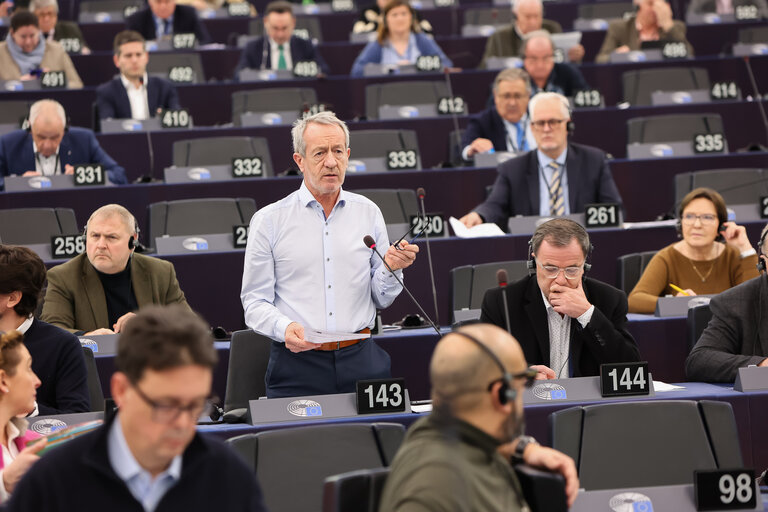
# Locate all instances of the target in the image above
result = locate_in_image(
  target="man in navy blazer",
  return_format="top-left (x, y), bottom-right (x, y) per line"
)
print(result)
top-left (234, 0), bottom-right (329, 78)
top-left (126, 0), bottom-right (211, 44)
top-left (96, 30), bottom-right (180, 120)
top-left (0, 99), bottom-right (127, 190)
top-left (460, 92), bottom-right (622, 230)
top-left (460, 68), bottom-right (536, 163)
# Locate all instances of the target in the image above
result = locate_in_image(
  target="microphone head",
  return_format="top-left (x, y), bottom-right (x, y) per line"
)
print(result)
top-left (416, 187), bottom-right (425, 199)
top-left (363, 235), bottom-right (376, 249)
top-left (496, 269), bottom-right (508, 287)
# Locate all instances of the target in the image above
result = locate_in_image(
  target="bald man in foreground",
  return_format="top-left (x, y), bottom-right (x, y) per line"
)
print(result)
top-left (379, 324), bottom-right (579, 512)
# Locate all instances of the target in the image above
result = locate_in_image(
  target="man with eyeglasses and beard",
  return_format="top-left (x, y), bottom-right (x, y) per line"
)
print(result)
top-left (379, 323), bottom-right (579, 511)
top-left (7, 305), bottom-right (268, 512)
top-left (481, 219), bottom-right (640, 379)
top-left (459, 92), bottom-right (622, 231)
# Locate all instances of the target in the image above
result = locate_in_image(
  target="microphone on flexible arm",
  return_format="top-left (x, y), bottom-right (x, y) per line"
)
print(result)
top-left (743, 56), bottom-right (768, 148)
top-left (496, 269), bottom-right (512, 334)
top-left (416, 187), bottom-right (440, 327)
top-left (136, 76), bottom-right (156, 183)
top-left (364, 235), bottom-right (441, 336)
top-left (442, 67), bottom-right (464, 166)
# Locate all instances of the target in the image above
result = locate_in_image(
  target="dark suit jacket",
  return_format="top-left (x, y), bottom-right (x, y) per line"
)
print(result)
top-left (480, 18), bottom-right (562, 68)
top-left (234, 35), bottom-right (330, 77)
top-left (41, 252), bottom-right (191, 334)
top-left (24, 318), bottom-right (90, 414)
top-left (685, 275), bottom-right (768, 382)
top-left (473, 143), bottom-right (623, 230)
top-left (0, 127), bottom-right (127, 189)
top-left (481, 275), bottom-right (641, 377)
top-left (531, 62), bottom-right (589, 97)
top-left (126, 4), bottom-right (211, 44)
top-left (596, 16), bottom-right (693, 63)
top-left (461, 107), bottom-right (508, 155)
top-left (95, 76), bottom-right (180, 119)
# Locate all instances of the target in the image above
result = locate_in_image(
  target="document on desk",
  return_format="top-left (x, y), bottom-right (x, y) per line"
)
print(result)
top-left (304, 329), bottom-right (371, 344)
top-left (449, 217), bottom-right (506, 238)
top-left (652, 381), bottom-right (686, 392)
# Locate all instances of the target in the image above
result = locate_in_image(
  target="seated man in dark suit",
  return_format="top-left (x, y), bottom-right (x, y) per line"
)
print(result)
top-left (41, 204), bottom-right (193, 336)
top-left (481, 218), bottom-right (641, 378)
top-left (32, 0), bottom-right (90, 54)
top-left (0, 99), bottom-right (127, 190)
top-left (234, 0), bottom-right (329, 77)
top-left (459, 92), bottom-right (622, 230)
top-left (686, 224), bottom-right (768, 382)
top-left (96, 30), bottom-right (180, 120)
top-left (460, 68), bottom-right (536, 162)
top-left (522, 31), bottom-right (588, 97)
top-left (480, 0), bottom-right (584, 68)
top-left (0, 245), bottom-right (90, 414)
top-left (126, 0), bottom-right (211, 44)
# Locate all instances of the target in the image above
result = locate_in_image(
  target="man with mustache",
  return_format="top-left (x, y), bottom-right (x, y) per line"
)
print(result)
top-left (379, 323), bottom-right (579, 511)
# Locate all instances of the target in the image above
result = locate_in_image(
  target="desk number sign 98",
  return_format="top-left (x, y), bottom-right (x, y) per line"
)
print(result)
top-left (356, 378), bottom-right (406, 414)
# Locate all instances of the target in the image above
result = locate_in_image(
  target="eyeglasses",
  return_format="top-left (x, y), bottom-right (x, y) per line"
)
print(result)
top-left (681, 213), bottom-right (718, 225)
top-left (536, 261), bottom-right (583, 280)
top-left (131, 383), bottom-right (213, 424)
top-left (530, 119), bottom-right (566, 130)
top-left (486, 368), bottom-right (538, 392)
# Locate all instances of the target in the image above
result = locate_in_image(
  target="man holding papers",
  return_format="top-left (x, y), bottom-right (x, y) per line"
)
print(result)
top-left (240, 111), bottom-right (419, 398)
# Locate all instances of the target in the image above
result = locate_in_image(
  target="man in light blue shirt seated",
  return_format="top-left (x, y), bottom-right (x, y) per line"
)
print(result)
top-left (8, 305), bottom-right (268, 512)
top-left (241, 111), bottom-right (420, 398)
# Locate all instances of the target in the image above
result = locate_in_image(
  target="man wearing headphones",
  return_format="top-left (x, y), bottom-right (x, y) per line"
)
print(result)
top-left (379, 323), bottom-right (579, 511)
top-left (460, 92), bottom-right (622, 231)
top-left (41, 204), bottom-right (192, 335)
top-left (480, 218), bottom-right (640, 379)
top-left (686, 224), bottom-right (768, 382)
top-left (0, 99), bottom-right (127, 191)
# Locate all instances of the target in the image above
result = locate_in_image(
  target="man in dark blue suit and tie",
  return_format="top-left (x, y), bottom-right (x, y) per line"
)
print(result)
top-left (0, 99), bottom-right (127, 190)
top-left (126, 0), bottom-right (211, 44)
top-left (234, 0), bottom-right (329, 78)
top-left (96, 30), bottom-right (180, 120)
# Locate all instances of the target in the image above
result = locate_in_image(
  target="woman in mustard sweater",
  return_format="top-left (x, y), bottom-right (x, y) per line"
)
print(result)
top-left (628, 187), bottom-right (759, 313)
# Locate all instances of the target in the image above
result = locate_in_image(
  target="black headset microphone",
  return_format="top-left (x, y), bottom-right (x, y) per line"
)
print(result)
top-left (452, 330), bottom-right (517, 404)
top-left (363, 235), bottom-right (441, 336)
top-left (496, 269), bottom-right (512, 335)
top-left (416, 187), bottom-right (440, 327)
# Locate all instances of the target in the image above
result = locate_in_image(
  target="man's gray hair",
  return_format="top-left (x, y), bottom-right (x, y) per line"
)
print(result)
top-left (528, 91), bottom-right (570, 121)
top-left (29, 99), bottom-right (66, 127)
top-left (521, 28), bottom-right (555, 56)
top-left (530, 218), bottom-right (591, 258)
top-left (492, 67), bottom-right (532, 95)
top-left (86, 204), bottom-right (138, 236)
top-left (30, 0), bottom-right (59, 12)
top-left (512, 0), bottom-right (542, 14)
top-left (291, 111), bottom-right (350, 157)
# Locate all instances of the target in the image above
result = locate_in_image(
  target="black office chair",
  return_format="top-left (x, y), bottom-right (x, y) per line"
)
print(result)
top-left (687, 303), bottom-right (713, 352)
top-left (622, 67), bottom-right (711, 106)
top-left (365, 81), bottom-right (450, 120)
top-left (0, 100), bottom-right (30, 129)
top-left (147, 52), bottom-right (206, 84)
top-left (627, 113), bottom-right (725, 145)
top-left (82, 347), bottom-right (105, 412)
top-left (463, 7), bottom-right (515, 26)
top-left (223, 329), bottom-right (272, 413)
top-left (673, 168), bottom-right (767, 205)
top-left (78, 0), bottom-right (143, 20)
top-left (577, 2), bottom-right (634, 19)
top-left (616, 251), bottom-right (657, 292)
top-left (451, 260), bottom-right (529, 312)
top-left (0, 208), bottom-right (79, 246)
top-left (348, 129), bottom-right (422, 171)
top-left (231, 87), bottom-right (318, 126)
top-left (738, 25), bottom-right (768, 43)
top-left (227, 423), bottom-right (405, 512)
top-left (351, 189), bottom-right (419, 225)
top-left (172, 136), bottom-right (274, 176)
top-left (448, 129), bottom-right (466, 167)
top-left (550, 400), bottom-right (743, 490)
top-left (146, 197), bottom-right (257, 245)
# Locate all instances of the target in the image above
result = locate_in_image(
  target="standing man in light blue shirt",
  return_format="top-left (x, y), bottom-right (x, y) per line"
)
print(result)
top-left (241, 111), bottom-right (420, 398)
top-left (8, 305), bottom-right (268, 512)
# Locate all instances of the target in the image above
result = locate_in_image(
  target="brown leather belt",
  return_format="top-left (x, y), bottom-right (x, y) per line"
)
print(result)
top-left (313, 328), bottom-right (371, 351)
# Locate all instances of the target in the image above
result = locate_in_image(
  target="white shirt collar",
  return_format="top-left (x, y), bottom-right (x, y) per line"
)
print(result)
top-left (32, 142), bottom-right (60, 157)
top-left (14, 315), bottom-right (34, 335)
top-left (120, 72), bottom-right (149, 91)
top-left (108, 414), bottom-right (182, 483)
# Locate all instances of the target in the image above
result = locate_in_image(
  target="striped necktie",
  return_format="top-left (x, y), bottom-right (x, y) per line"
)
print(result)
top-left (548, 162), bottom-right (565, 216)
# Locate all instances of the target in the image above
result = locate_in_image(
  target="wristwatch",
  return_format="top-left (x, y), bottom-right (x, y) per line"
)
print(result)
top-left (510, 435), bottom-right (538, 465)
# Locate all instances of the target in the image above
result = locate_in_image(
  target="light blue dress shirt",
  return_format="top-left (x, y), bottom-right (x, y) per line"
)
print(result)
top-left (537, 148), bottom-right (570, 217)
top-left (107, 416), bottom-right (182, 512)
top-left (241, 182), bottom-right (403, 342)
top-left (501, 114), bottom-right (537, 153)
top-left (380, 33), bottom-right (420, 66)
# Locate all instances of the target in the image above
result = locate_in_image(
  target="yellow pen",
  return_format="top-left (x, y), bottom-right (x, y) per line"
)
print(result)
top-left (669, 283), bottom-right (690, 296)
